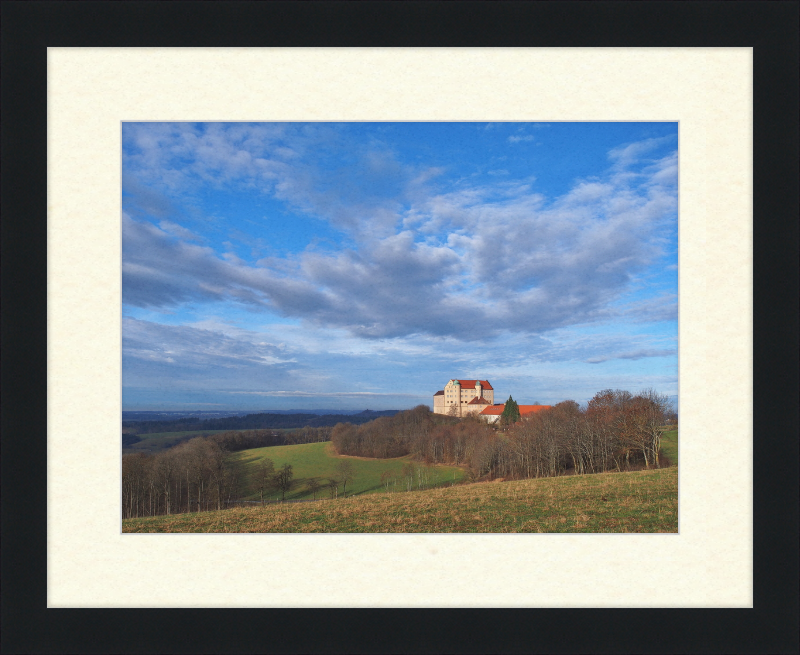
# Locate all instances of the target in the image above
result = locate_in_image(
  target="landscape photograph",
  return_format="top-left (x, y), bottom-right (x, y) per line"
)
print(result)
top-left (121, 121), bottom-right (679, 533)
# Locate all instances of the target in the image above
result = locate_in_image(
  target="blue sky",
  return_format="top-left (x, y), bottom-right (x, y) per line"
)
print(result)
top-left (122, 122), bottom-right (678, 411)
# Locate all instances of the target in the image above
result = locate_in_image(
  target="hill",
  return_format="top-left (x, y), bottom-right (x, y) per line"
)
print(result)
top-left (123, 466), bottom-right (678, 533)
top-left (232, 441), bottom-right (466, 500)
top-left (122, 410), bottom-right (402, 434)
top-left (122, 429), bottom-right (251, 455)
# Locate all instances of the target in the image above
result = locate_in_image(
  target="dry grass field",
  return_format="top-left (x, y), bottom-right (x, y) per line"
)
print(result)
top-left (123, 465), bottom-right (678, 533)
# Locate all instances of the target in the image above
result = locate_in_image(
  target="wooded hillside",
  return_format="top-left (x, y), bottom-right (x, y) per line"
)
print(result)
top-left (332, 389), bottom-right (672, 480)
top-left (123, 409), bottom-right (400, 434)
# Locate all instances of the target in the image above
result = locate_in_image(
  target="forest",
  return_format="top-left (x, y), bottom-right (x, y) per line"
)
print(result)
top-left (331, 388), bottom-right (672, 479)
top-left (122, 427), bottom-right (331, 518)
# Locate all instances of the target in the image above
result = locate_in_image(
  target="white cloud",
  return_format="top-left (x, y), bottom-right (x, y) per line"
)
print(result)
top-left (621, 293), bottom-right (678, 323)
top-left (123, 131), bottom-right (678, 342)
top-left (158, 220), bottom-right (201, 241)
top-left (586, 348), bottom-right (676, 364)
top-left (608, 135), bottom-right (676, 170)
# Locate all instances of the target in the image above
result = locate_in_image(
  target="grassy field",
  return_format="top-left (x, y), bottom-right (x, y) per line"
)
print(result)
top-left (123, 465), bottom-right (677, 533)
top-left (232, 441), bottom-right (467, 500)
top-left (661, 428), bottom-right (678, 465)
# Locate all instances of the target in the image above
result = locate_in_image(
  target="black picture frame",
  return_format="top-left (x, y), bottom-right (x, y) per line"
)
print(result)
top-left (2, 2), bottom-right (798, 653)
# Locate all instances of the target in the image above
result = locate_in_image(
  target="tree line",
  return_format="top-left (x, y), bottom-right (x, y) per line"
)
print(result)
top-left (211, 426), bottom-right (332, 451)
top-left (122, 427), bottom-right (331, 518)
top-left (123, 426), bottom-right (332, 453)
top-left (331, 389), bottom-right (673, 481)
top-left (122, 410), bottom-right (400, 435)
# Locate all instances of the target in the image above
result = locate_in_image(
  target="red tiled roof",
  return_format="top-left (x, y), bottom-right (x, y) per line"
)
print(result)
top-left (467, 396), bottom-right (490, 405)
top-left (456, 379), bottom-right (493, 390)
top-left (479, 405), bottom-right (506, 415)
top-left (433, 390), bottom-right (444, 396)
top-left (519, 405), bottom-right (551, 415)
top-left (479, 404), bottom-right (551, 416)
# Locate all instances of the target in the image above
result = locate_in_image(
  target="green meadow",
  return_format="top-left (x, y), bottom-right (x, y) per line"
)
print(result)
top-left (660, 428), bottom-right (678, 465)
top-left (232, 441), bottom-right (467, 500)
top-left (123, 465), bottom-right (678, 533)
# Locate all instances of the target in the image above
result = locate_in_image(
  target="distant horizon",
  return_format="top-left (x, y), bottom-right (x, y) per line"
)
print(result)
top-left (122, 391), bottom-right (679, 414)
top-left (123, 122), bottom-right (678, 411)
top-left (121, 407), bottom-right (413, 413)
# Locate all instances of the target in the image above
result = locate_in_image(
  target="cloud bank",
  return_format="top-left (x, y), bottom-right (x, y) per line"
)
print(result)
top-left (123, 124), bottom-right (677, 340)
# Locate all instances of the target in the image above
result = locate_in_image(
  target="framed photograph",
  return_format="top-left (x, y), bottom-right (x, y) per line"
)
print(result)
top-left (119, 119), bottom-right (680, 535)
top-left (3, 2), bottom-right (797, 653)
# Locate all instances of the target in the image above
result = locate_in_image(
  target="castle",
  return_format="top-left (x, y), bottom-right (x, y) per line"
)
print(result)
top-left (433, 379), bottom-right (551, 422)
top-left (432, 379), bottom-right (494, 417)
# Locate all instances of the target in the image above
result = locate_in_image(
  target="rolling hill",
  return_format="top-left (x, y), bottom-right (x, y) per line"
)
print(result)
top-left (123, 465), bottom-right (678, 533)
top-left (232, 441), bottom-right (467, 500)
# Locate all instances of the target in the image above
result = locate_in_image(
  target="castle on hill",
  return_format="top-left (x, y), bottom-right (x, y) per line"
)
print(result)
top-left (433, 379), bottom-right (551, 422)
top-left (433, 379), bottom-right (494, 417)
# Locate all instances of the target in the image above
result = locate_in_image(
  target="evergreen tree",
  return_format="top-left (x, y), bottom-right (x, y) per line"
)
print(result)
top-left (500, 395), bottom-right (521, 425)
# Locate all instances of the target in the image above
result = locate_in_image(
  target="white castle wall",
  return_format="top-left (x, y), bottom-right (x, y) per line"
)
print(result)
top-left (433, 379), bottom-right (494, 416)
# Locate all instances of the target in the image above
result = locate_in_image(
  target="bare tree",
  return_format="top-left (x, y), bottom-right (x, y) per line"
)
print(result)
top-left (327, 477), bottom-right (340, 499)
top-left (255, 458), bottom-right (275, 504)
top-left (633, 388), bottom-right (671, 467)
top-left (336, 460), bottom-right (356, 497)
top-left (306, 477), bottom-right (322, 500)
top-left (122, 453), bottom-right (149, 518)
top-left (380, 469), bottom-right (395, 493)
top-left (401, 462), bottom-right (416, 490)
top-left (182, 437), bottom-right (216, 512)
top-left (154, 449), bottom-right (178, 515)
top-left (330, 422), bottom-right (358, 455)
top-left (205, 440), bottom-right (229, 510)
top-left (275, 463), bottom-right (294, 501)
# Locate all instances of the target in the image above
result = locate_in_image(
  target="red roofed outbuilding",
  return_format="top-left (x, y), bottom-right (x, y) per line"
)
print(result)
top-left (479, 403), bottom-right (551, 423)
